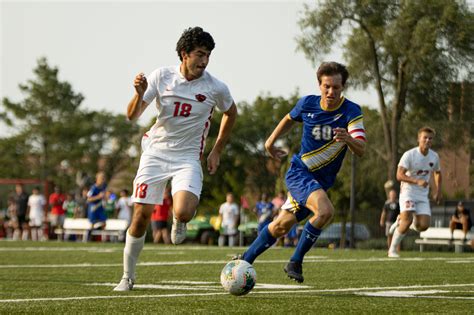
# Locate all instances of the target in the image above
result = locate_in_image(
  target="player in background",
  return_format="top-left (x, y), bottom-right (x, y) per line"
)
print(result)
top-left (236, 62), bottom-right (366, 283)
top-left (380, 189), bottom-right (400, 250)
top-left (114, 26), bottom-right (237, 291)
top-left (27, 187), bottom-right (46, 241)
top-left (388, 127), bottom-right (442, 258)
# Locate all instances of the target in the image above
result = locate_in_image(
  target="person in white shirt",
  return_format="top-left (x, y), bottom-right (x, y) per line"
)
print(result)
top-left (388, 126), bottom-right (442, 258)
top-left (218, 193), bottom-right (240, 247)
top-left (27, 187), bottom-right (46, 241)
top-left (114, 26), bottom-right (237, 291)
top-left (115, 189), bottom-right (132, 225)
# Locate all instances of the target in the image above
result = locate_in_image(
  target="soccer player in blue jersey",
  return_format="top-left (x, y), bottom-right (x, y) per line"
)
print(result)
top-left (238, 62), bottom-right (366, 283)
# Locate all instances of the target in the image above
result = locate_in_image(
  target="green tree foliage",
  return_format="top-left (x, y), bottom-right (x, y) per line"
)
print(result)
top-left (297, 0), bottom-right (473, 181)
top-left (0, 57), bottom-right (139, 190)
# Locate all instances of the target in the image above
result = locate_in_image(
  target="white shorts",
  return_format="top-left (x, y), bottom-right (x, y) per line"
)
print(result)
top-left (132, 152), bottom-right (203, 205)
top-left (399, 194), bottom-right (431, 216)
top-left (29, 215), bottom-right (43, 227)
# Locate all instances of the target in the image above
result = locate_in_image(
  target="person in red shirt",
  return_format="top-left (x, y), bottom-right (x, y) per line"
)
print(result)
top-left (151, 188), bottom-right (172, 244)
top-left (49, 186), bottom-right (66, 231)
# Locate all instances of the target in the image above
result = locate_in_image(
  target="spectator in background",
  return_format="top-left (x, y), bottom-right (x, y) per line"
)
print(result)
top-left (63, 193), bottom-right (79, 219)
top-left (104, 190), bottom-right (117, 219)
top-left (254, 193), bottom-right (275, 233)
top-left (380, 189), bottom-right (400, 250)
top-left (116, 189), bottom-right (133, 225)
top-left (49, 186), bottom-right (66, 234)
top-left (272, 191), bottom-right (286, 211)
top-left (218, 192), bottom-right (239, 247)
top-left (27, 187), bottom-right (46, 241)
top-left (151, 188), bottom-right (172, 244)
top-left (14, 184), bottom-right (30, 240)
top-left (75, 187), bottom-right (89, 218)
top-left (449, 201), bottom-right (472, 242)
top-left (5, 197), bottom-right (20, 240)
top-left (87, 172), bottom-right (107, 234)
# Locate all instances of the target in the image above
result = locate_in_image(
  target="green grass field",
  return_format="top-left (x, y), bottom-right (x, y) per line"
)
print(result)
top-left (0, 241), bottom-right (473, 314)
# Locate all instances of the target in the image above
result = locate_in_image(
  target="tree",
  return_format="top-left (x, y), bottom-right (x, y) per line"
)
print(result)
top-left (1, 57), bottom-right (140, 190)
top-left (297, 0), bottom-right (473, 182)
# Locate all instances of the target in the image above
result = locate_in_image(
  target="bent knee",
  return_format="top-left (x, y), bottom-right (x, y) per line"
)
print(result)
top-left (270, 221), bottom-right (292, 238)
top-left (317, 207), bottom-right (334, 225)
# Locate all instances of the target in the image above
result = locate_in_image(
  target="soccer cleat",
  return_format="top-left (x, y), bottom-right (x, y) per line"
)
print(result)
top-left (387, 250), bottom-right (400, 258)
top-left (113, 278), bottom-right (134, 291)
top-left (284, 261), bottom-right (304, 283)
top-left (388, 216), bottom-right (400, 235)
top-left (171, 216), bottom-right (187, 245)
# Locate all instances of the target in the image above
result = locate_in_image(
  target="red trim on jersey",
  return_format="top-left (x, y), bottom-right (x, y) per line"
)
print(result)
top-left (199, 108), bottom-right (214, 159)
top-left (355, 136), bottom-right (366, 141)
top-left (349, 128), bottom-right (365, 134)
top-left (143, 133), bottom-right (149, 138)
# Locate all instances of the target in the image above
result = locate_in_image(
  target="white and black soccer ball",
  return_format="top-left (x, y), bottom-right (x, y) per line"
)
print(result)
top-left (220, 259), bottom-right (257, 296)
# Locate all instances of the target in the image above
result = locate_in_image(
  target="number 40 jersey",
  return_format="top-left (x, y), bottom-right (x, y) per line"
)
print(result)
top-left (289, 95), bottom-right (366, 188)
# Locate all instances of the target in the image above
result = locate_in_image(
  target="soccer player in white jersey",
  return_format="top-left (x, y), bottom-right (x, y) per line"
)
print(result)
top-left (114, 27), bottom-right (237, 291)
top-left (388, 127), bottom-right (442, 258)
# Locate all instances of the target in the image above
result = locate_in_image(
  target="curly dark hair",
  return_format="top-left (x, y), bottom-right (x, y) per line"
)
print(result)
top-left (317, 62), bottom-right (349, 86)
top-left (176, 27), bottom-right (215, 61)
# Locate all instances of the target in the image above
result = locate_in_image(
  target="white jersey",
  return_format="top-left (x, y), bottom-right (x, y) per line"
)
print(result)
top-left (116, 196), bottom-right (132, 223)
top-left (28, 194), bottom-right (46, 220)
top-left (142, 66), bottom-right (234, 160)
top-left (219, 202), bottom-right (239, 227)
top-left (398, 147), bottom-right (440, 197)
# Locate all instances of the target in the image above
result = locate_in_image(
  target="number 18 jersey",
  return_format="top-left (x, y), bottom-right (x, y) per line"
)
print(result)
top-left (142, 66), bottom-right (234, 160)
top-left (289, 95), bottom-right (366, 189)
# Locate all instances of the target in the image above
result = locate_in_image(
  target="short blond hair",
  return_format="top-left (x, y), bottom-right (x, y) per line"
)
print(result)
top-left (418, 126), bottom-right (436, 136)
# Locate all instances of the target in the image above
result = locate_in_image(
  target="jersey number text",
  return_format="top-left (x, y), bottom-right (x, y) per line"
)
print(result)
top-left (173, 102), bottom-right (192, 117)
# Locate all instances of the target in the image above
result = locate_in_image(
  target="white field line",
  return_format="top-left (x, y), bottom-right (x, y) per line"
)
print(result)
top-left (1, 283), bottom-right (474, 303)
top-left (87, 282), bottom-right (311, 290)
top-left (1, 257), bottom-right (474, 268)
top-left (0, 247), bottom-right (184, 255)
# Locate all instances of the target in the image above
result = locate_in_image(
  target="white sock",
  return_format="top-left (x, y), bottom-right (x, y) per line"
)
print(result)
top-left (389, 228), bottom-right (406, 253)
top-left (31, 229), bottom-right (38, 241)
top-left (123, 230), bottom-right (146, 281)
top-left (13, 229), bottom-right (20, 240)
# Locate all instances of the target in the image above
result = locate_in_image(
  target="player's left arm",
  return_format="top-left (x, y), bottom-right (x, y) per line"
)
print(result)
top-left (333, 127), bottom-right (366, 157)
top-left (432, 170), bottom-right (442, 204)
top-left (207, 103), bottom-right (238, 175)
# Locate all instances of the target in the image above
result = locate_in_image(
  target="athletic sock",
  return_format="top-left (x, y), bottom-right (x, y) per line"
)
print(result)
top-left (242, 225), bottom-right (276, 264)
top-left (123, 230), bottom-right (146, 280)
top-left (290, 221), bottom-right (322, 263)
top-left (389, 228), bottom-right (406, 253)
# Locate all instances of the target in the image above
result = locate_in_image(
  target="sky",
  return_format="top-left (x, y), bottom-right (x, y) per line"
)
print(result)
top-left (0, 0), bottom-right (378, 137)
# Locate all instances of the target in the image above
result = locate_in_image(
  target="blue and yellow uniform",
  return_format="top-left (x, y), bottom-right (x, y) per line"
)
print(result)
top-left (87, 184), bottom-right (107, 224)
top-left (284, 95), bottom-right (366, 221)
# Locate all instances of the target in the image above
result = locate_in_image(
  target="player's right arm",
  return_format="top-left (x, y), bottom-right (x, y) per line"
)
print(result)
top-left (396, 166), bottom-right (428, 188)
top-left (127, 73), bottom-right (149, 121)
top-left (265, 114), bottom-right (297, 161)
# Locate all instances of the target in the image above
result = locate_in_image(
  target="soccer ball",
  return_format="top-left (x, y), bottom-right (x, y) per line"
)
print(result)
top-left (220, 259), bottom-right (257, 296)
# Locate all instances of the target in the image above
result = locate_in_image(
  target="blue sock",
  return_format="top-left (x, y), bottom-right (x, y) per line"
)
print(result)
top-left (242, 225), bottom-right (277, 264)
top-left (290, 221), bottom-right (322, 263)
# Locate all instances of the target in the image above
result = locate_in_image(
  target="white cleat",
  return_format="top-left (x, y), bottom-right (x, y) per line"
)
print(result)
top-left (388, 250), bottom-right (400, 258)
top-left (171, 216), bottom-right (187, 245)
top-left (113, 278), bottom-right (134, 291)
top-left (388, 216), bottom-right (400, 235)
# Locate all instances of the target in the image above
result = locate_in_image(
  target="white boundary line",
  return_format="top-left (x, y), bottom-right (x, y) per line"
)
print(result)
top-left (1, 283), bottom-right (474, 303)
top-left (1, 257), bottom-right (474, 268)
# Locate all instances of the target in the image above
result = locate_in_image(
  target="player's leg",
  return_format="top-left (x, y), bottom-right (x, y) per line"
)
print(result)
top-left (114, 202), bottom-right (154, 291)
top-left (284, 189), bottom-right (334, 282)
top-left (162, 225), bottom-right (171, 244)
top-left (388, 197), bottom-right (415, 257)
top-left (169, 159), bottom-right (202, 245)
top-left (241, 209), bottom-right (298, 264)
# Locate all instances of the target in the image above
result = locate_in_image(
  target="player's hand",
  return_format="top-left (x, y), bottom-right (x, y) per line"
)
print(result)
top-left (265, 141), bottom-right (287, 161)
top-left (416, 179), bottom-right (429, 188)
top-left (134, 73), bottom-right (148, 95)
top-left (333, 127), bottom-right (350, 143)
top-left (207, 149), bottom-right (220, 175)
top-left (434, 191), bottom-right (441, 204)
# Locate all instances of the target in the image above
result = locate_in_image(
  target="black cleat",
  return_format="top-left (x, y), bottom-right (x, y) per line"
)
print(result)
top-left (284, 261), bottom-right (304, 283)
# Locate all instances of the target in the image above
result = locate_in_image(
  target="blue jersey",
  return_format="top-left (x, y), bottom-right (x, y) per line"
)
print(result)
top-left (87, 184), bottom-right (107, 209)
top-left (289, 95), bottom-right (365, 189)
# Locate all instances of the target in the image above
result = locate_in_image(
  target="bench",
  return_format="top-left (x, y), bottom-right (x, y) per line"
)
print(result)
top-left (54, 218), bottom-right (129, 242)
top-left (415, 227), bottom-right (473, 253)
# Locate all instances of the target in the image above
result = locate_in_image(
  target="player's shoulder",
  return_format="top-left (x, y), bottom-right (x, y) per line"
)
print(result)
top-left (342, 97), bottom-right (362, 114)
top-left (202, 71), bottom-right (230, 91)
top-left (428, 148), bottom-right (440, 159)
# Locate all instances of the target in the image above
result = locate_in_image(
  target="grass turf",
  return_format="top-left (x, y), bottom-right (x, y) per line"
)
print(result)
top-left (0, 240), bottom-right (473, 314)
